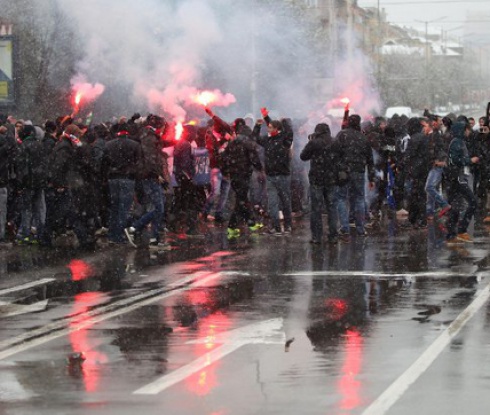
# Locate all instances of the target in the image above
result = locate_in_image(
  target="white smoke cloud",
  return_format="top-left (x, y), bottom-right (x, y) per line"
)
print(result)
top-left (53, 0), bottom-right (381, 130)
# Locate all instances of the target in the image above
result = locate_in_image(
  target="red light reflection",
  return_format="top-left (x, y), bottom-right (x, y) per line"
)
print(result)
top-left (325, 298), bottom-right (349, 321)
top-left (185, 312), bottom-right (232, 396)
top-left (338, 329), bottom-right (363, 412)
top-left (68, 292), bottom-right (108, 392)
top-left (67, 259), bottom-right (93, 282)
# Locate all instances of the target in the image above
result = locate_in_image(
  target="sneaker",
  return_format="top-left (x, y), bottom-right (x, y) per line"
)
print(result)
top-left (446, 236), bottom-right (464, 246)
top-left (438, 205), bottom-right (451, 218)
top-left (249, 223), bottom-right (264, 232)
top-left (457, 232), bottom-right (473, 243)
top-left (339, 229), bottom-right (350, 243)
top-left (124, 227), bottom-right (137, 248)
top-left (357, 231), bottom-right (367, 237)
top-left (284, 226), bottom-right (292, 234)
top-left (149, 240), bottom-right (172, 250)
top-left (95, 227), bottom-right (108, 236)
top-left (267, 227), bottom-right (282, 236)
top-left (227, 228), bottom-right (240, 239)
top-left (309, 238), bottom-right (321, 244)
top-left (396, 209), bottom-right (409, 218)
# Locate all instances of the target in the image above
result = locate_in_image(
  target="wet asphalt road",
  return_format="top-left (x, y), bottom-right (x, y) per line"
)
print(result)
top-left (1, 216), bottom-right (490, 415)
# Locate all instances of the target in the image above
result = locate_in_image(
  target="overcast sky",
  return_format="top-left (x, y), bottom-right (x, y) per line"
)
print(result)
top-left (357, 0), bottom-right (490, 42)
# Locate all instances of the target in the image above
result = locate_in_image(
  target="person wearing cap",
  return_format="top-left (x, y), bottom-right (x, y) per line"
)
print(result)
top-left (335, 114), bottom-right (375, 240)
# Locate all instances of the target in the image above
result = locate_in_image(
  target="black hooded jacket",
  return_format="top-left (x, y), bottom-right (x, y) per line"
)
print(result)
top-left (300, 123), bottom-right (338, 187)
top-left (15, 129), bottom-right (48, 190)
top-left (252, 121), bottom-right (293, 176)
top-left (404, 118), bottom-right (430, 179)
top-left (0, 125), bottom-right (16, 187)
top-left (334, 121), bottom-right (375, 182)
top-left (221, 129), bottom-right (262, 177)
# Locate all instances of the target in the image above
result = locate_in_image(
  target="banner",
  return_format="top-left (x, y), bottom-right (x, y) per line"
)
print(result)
top-left (0, 37), bottom-right (14, 104)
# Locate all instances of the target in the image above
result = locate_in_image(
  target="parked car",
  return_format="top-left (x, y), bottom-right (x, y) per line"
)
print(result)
top-left (385, 106), bottom-right (412, 118)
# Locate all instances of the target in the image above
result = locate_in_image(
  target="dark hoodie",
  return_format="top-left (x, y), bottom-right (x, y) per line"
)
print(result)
top-left (447, 122), bottom-right (470, 169)
top-left (334, 115), bottom-right (375, 181)
top-left (15, 125), bottom-right (48, 190)
top-left (300, 123), bottom-right (338, 186)
top-left (220, 127), bottom-right (262, 177)
top-left (0, 124), bottom-right (16, 187)
top-left (404, 118), bottom-right (429, 179)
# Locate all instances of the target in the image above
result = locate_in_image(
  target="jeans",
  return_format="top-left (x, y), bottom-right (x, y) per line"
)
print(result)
top-left (446, 178), bottom-right (476, 239)
top-left (108, 179), bottom-right (135, 243)
top-left (40, 188), bottom-right (90, 247)
top-left (228, 175), bottom-right (253, 229)
top-left (17, 188), bottom-right (45, 238)
top-left (310, 184), bottom-right (338, 242)
top-left (132, 179), bottom-right (165, 240)
top-left (425, 166), bottom-right (447, 216)
top-left (0, 187), bottom-right (7, 240)
top-left (337, 171), bottom-right (366, 234)
top-left (266, 175), bottom-right (292, 230)
top-left (204, 168), bottom-right (230, 217)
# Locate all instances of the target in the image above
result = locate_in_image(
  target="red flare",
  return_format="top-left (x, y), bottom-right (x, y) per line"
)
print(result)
top-left (75, 92), bottom-right (82, 106)
top-left (341, 97), bottom-right (350, 110)
top-left (175, 121), bottom-right (184, 141)
top-left (194, 91), bottom-right (217, 107)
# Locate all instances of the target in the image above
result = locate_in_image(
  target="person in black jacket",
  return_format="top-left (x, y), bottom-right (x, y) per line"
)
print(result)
top-left (221, 125), bottom-right (263, 238)
top-left (102, 123), bottom-right (142, 245)
top-left (125, 116), bottom-right (173, 248)
top-left (335, 114), bottom-right (375, 239)
top-left (41, 124), bottom-right (91, 248)
top-left (252, 109), bottom-right (294, 235)
top-left (0, 122), bottom-right (16, 245)
top-left (15, 125), bottom-right (48, 244)
top-left (403, 117), bottom-right (432, 228)
top-left (300, 123), bottom-right (339, 244)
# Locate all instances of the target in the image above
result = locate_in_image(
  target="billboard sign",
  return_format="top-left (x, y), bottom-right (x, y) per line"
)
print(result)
top-left (0, 36), bottom-right (14, 105)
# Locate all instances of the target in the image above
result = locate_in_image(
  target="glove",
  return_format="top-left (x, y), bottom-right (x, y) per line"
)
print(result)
top-left (260, 107), bottom-right (269, 118)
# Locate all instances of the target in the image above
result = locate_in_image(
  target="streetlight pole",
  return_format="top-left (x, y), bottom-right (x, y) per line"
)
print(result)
top-left (415, 16), bottom-right (447, 108)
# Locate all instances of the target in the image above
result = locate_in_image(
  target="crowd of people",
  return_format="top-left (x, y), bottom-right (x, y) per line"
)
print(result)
top-left (0, 106), bottom-right (489, 250)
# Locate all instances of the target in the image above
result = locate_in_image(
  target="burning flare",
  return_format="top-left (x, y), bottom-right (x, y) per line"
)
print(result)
top-left (192, 89), bottom-right (236, 108)
top-left (175, 121), bottom-right (184, 141)
top-left (75, 93), bottom-right (82, 106)
top-left (341, 97), bottom-right (350, 110)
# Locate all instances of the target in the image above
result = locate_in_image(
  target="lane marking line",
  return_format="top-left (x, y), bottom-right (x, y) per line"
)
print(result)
top-left (0, 278), bottom-right (56, 296)
top-left (362, 275), bottom-right (490, 415)
top-left (284, 271), bottom-right (473, 278)
top-left (134, 318), bottom-right (285, 395)
top-left (0, 272), bottom-right (228, 360)
top-left (134, 343), bottom-right (242, 395)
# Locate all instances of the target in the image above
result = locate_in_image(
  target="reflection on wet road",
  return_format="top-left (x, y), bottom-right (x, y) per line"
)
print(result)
top-left (0, 220), bottom-right (490, 414)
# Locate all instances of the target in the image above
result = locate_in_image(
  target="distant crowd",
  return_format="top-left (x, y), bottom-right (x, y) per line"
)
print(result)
top-left (0, 107), bottom-right (488, 250)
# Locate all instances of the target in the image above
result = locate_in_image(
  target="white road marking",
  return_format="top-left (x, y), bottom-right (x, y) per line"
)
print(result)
top-left (0, 300), bottom-right (49, 317)
top-left (362, 274), bottom-right (490, 415)
top-left (0, 278), bottom-right (55, 296)
top-left (0, 271), bottom-right (236, 360)
top-left (134, 318), bottom-right (285, 395)
top-left (284, 271), bottom-right (473, 278)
